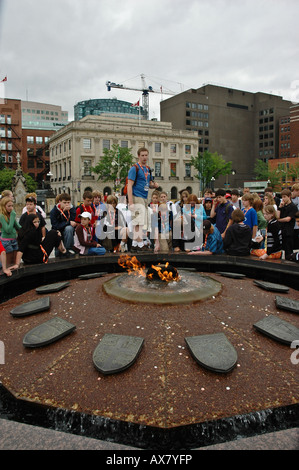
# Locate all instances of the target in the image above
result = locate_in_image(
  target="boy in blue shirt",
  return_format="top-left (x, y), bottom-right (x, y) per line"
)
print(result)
top-left (127, 147), bottom-right (159, 252)
top-left (241, 193), bottom-right (258, 239)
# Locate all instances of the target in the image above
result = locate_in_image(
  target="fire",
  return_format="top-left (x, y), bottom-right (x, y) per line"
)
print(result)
top-left (118, 255), bottom-right (180, 282)
top-left (118, 254), bottom-right (146, 277)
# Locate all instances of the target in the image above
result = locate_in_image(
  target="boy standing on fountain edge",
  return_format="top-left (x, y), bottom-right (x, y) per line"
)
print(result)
top-left (127, 147), bottom-right (159, 252)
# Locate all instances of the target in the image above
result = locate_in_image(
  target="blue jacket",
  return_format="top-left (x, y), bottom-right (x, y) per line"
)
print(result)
top-left (203, 226), bottom-right (224, 254)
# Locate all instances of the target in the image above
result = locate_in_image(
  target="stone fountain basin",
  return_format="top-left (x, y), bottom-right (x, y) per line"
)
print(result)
top-left (0, 253), bottom-right (298, 449)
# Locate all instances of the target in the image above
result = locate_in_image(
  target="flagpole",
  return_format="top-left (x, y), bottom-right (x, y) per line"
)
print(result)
top-left (139, 99), bottom-right (141, 126)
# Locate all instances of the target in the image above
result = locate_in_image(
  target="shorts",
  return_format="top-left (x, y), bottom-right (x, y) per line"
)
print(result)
top-left (0, 238), bottom-right (18, 253)
top-left (131, 196), bottom-right (149, 231)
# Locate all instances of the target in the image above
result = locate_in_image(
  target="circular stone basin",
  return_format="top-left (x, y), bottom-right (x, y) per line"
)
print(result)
top-left (103, 271), bottom-right (222, 305)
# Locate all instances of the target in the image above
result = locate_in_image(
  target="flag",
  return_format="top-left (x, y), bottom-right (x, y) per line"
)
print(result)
top-left (1, 76), bottom-right (7, 82)
top-left (131, 100), bottom-right (140, 107)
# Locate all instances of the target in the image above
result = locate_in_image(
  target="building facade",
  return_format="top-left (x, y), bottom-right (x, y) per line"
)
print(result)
top-left (290, 103), bottom-right (299, 158)
top-left (21, 128), bottom-right (55, 184)
top-left (0, 98), bottom-right (22, 170)
top-left (160, 85), bottom-right (292, 189)
top-left (74, 98), bottom-right (143, 121)
top-left (268, 104), bottom-right (299, 187)
top-left (22, 101), bottom-right (68, 130)
top-left (48, 115), bottom-right (199, 205)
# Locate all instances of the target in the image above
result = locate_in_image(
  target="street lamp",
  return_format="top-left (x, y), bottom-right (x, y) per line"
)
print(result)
top-left (210, 177), bottom-right (215, 191)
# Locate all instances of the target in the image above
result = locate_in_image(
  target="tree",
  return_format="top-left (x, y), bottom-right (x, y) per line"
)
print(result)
top-left (288, 161), bottom-right (299, 182)
top-left (190, 150), bottom-right (232, 192)
top-left (91, 144), bottom-right (134, 191)
top-left (0, 168), bottom-right (37, 194)
top-left (253, 159), bottom-right (282, 190)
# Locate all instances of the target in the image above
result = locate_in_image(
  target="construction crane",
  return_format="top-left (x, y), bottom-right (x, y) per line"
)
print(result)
top-left (106, 74), bottom-right (175, 120)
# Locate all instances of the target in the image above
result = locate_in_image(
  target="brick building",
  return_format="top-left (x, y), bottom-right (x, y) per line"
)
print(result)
top-left (269, 104), bottom-right (299, 187)
top-left (21, 128), bottom-right (55, 184)
top-left (0, 98), bottom-right (22, 169)
top-left (290, 103), bottom-right (299, 158)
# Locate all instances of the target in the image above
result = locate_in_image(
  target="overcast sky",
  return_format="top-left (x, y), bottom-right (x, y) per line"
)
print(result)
top-left (0, 0), bottom-right (298, 121)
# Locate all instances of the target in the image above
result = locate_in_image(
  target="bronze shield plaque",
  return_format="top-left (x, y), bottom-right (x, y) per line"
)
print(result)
top-left (10, 296), bottom-right (50, 317)
top-left (36, 282), bottom-right (70, 294)
top-left (185, 333), bottom-right (238, 373)
top-left (253, 280), bottom-right (289, 293)
top-left (93, 334), bottom-right (144, 375)
top-left (253, 315), bottom-right (299, 345)
top-left (275, 296), bottom-right (299, 314)
top-left (23, 317), bottom-right (76, 348)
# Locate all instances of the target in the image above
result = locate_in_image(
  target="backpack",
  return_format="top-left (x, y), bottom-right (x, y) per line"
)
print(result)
top-left (123, 164), bottom-right (151, 195)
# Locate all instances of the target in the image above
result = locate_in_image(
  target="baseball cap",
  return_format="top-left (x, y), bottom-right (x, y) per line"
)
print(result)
top-left (79, 211), bottom-right (91, 219)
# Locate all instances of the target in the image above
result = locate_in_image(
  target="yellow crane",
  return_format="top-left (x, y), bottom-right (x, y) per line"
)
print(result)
top-left (106, 74), bottom-right (176, 120)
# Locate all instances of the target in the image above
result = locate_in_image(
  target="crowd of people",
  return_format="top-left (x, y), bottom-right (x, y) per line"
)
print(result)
top-left (0, 148), bottom-right (298, 276)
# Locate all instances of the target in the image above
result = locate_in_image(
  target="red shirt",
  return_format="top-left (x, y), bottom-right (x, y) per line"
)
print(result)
top-left (0, 241), bottom-right (5, 254)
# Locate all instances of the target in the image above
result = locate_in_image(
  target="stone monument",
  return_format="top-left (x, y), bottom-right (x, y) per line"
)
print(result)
top-left (11, 153), bottom-right (28, 217)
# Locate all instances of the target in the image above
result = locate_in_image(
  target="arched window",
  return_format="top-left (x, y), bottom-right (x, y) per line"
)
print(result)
top-left (171, 186), bottom-right (177, 200)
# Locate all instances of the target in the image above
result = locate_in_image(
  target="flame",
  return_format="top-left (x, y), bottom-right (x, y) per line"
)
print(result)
top-left (118, 254), bottom-right (146, 277)
top-left (151, 262), bottom-right (180, 282)
top-left (118, 255), bottom-right (180, 282)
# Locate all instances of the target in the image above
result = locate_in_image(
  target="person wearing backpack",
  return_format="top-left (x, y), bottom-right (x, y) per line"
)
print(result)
top-left (127, 147), bottom-right (159, 252)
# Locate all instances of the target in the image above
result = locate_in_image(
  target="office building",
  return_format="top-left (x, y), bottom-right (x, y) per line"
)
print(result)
top-left (161, 85), bottom-right (292, 188)
top-left (74, 98), bottom-right (143, 121)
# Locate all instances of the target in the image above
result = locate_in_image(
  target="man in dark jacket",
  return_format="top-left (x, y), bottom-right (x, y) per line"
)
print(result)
top-left (50, 193), bottom-right (77, 255)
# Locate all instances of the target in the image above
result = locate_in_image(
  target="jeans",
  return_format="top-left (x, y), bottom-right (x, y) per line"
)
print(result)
top-left (63, 225), bottom-right (75, 249)
top-left (88, 246), bottom-right (106, 256)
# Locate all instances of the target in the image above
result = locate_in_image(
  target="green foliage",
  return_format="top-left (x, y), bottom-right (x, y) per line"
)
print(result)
top-left (91, 144), bottom-right (134, 190)
top-left (23, 173), bottom-right (38, 192)
top-left (288, 161), bottom-right (299, 181)
top-left (254, 159), bottom-right (282, 190)
top-left (190, 150), bottom-right (232, 191)
top-left (0, 168), bottom-right (37, 194)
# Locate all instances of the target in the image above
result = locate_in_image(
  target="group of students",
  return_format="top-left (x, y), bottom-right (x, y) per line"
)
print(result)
top-left (0, 183), bottom-right (299, 276)
top-left (142, 184), bottom-right (299, 260)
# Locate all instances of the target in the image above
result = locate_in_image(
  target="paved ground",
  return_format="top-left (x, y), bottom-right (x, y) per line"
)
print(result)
top-left (0, 419), bottom-right (298, 450)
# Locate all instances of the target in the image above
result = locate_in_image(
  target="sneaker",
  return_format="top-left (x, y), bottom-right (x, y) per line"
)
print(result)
top-left (59, 250), bottom-right (76, 258)
top-left (137, 245), bottom-right (150, 252)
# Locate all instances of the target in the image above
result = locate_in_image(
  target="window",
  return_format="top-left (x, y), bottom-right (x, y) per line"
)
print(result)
top-left (155, 142), bottom-right (161, 153)
top-left (27, 136), bottom-right (34, 144)
top-left (121, 140), bottom-right (128, 148)
top-left (36, 137), bottom-right (43, 144)
top-left (170, 144), bottom-right (176, 154)
top-left (103, 139), bottom-right (110, 150)
top-left (185, 145), bottom-right (191, 154)
top-left (185, 163), bottom-right (191, 177)
top-left (155, 162), bottom-right (161, 177)
top-left (170, 162), bottom-right (176, 177)
top-left (83, 159), bottom-right (92, 175)
top-left (83, 138), bottom-right (91, 149)
top-left (0, 127), bottom-right (5, 138)
top-left (0, 141), bottom-right (6, 150)
top-left (0, 115), bottom-right (5, 124)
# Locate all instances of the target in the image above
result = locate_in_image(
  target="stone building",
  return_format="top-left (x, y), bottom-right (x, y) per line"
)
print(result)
top-left (48, 115), bottom-right (199, 205)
